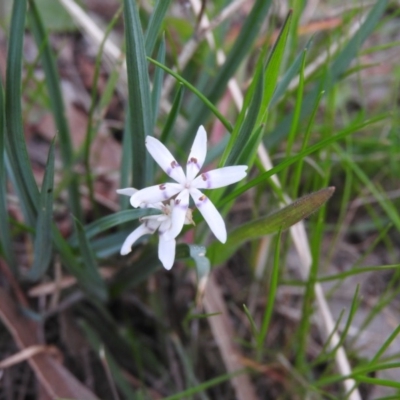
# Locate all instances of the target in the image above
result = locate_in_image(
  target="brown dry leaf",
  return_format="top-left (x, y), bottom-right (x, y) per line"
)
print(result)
top-left (0, 288), bottom-right (99, 400)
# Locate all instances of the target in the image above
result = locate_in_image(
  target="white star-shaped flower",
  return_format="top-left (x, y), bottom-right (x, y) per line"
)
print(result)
top-left (117, 188), bottom-right (193, 270)
top-left (129, 126), bottom-right (248, 243)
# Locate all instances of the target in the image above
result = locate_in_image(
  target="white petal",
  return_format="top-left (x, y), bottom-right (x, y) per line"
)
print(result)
top-left (164, 189), bottom-right (190, 240)
top-left (130, 183), bottom-right (182, 207)
top-left (146, 136), bottom-right (186, 183)
top-left (121, 224), bottom-right (152, 255)
top-left (190, 188), bottom-right (227, 243)
top-left (157, 217), bottom-right (172, 235)
top-left (192, 165), bottom-right (248, 189)
top-left (186, 125), bottom-right (208, 181)
top-left (158, 235), bottom-right (176, 270)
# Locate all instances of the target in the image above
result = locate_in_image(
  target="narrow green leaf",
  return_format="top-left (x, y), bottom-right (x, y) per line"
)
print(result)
top-left (151, 38), bottom-right (165, 127)
top-left (52, 225), bottom-right (112, 301)
top-left (270, 36), bottom-right (314, 108)
top-left (119, 106), bottom-right (133, 209)
top-left (147, 57), bottom-right (232, 132)
top-left (27, 140), bottom-right (55, 281)
top-left (81, 208), bottom-right (161, 241)
top-left (208, 187), bottom-right (335, 265)
top-left (160, 83), bottom-right (184, 143)
top-left (267, 0), bottom-right (388, 148)
top-left (145, 0), bottom-right (172, 56)
top-left (6, 0), bottom-right (38, 224)
top-left (28, 0), bottom-right (83, 220)
top-left (73, 218), bottom-right (108, 302)
top-left (223, 64), bottom-right (265, 166)
top-left (281, 49), bottom-right (307, 186)
top-left (258, 11), bottom-right (292, 123)
top-left (243, 305), bottom-right (259, 338)
top-left (221, 114), bottom-right (387, 207)
top-left (124, 0), bottom-right (153, 189)
top-left (185, 0), bottom-right (273, 134)
top-left (0, 76), bottom-right (16, 270)
top-left (163, 370), bottom-right (246, 400)
top-left (257, 230), bottom-right (282, 353)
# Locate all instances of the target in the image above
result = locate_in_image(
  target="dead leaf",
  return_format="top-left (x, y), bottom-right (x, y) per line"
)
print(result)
top-left (0, 288), bottom-right (99, 400)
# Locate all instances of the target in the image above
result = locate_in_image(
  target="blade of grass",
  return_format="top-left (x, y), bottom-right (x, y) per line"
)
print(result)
top-left (123, 0), bottom-right (153, 189)
top-left (257, 229), bottom-right (282, 355)
top-left (185, 0), bottom-right (273, 135)
top-left (119, 106), bottom-right (133, 209)
top-left (222, 62), bottom-right (264, 167)
top-left (73, 218), bottom-right (108, 302)
top-left (280, 49), bottom-right (307, 186)
top-left (144, 0), bottom-right (172, 56)
top-left (5, 0), bottom-right (38, 224)
top-left (28, 0), bottom-right (82, 220)
top-left (258, 11), bottom-right (292, 125)
top-left (27, 139), bottom-right (55, 281)
top-left (151, 37), bottom-right (165, 128)
top-left (147, 57), bottom-right (232, 132)
top-left (220, 114), bottom-right (387, 207)
top-left (80, 5), bottom-right (122, 216)
top-left (267, 0), bottom-right (388, 148)
top-left (80, 208), bottom-right (161, 241)
top-left (160, 83), bottom-right (184, 143)
top-left (163, 370), bottom-right (246, 400)
top-left (0, 77), bottom-right (16, 271)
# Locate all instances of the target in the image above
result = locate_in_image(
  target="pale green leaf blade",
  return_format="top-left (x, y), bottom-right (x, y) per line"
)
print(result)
top-left (208, 187), bottom-right (335, 265)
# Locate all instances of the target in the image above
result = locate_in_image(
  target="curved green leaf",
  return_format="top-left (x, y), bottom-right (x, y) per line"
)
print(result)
top-left (208, 187), bottom-right (335, 265)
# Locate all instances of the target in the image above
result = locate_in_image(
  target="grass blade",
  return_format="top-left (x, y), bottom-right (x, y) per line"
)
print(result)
top-left (5, 0), bottom-right (38, 224)
top-left (145, 0), bottom-right (172, 56)
top-left (148, 57), bottom-right (232, 132)
top-left (222, 61), bottom-right (264, 167)
top-left (267, 0), bottom-right (388, 148)
top-left (160, 83), bottom-right (184, 143)
top-left (257, 229), bottom-right (282, 354)
top-left (27, 140), bottom-right (55, 281)
top-left (73, 218), bottom-right (108, 302)
top-left (123, 0), bottom-right (153, 189)
top-left (0, 77), bottom-right (16, 271)
top-left (151, 37), bottom-right (165, 128)
top-left (258, 11), bottom-right (292, 124)
top-left (185, 0), bottom-right (273, 134)
top-left (220, 114), bottom-right (387, 206)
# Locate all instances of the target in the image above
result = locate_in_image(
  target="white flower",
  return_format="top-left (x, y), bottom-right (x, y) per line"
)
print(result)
top-left (117, 188), bottom-right (193, 270)
top-left (129, 126), bottom-right (248, 243)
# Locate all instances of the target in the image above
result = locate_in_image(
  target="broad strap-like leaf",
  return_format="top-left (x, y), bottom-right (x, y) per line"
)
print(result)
top-left (208, 187), bottom-right (335, 265)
